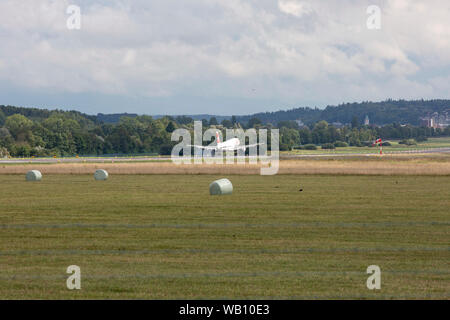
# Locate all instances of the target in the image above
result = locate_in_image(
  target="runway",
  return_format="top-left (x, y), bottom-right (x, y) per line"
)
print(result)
top-left (0, 156), bottom-right (170, 164)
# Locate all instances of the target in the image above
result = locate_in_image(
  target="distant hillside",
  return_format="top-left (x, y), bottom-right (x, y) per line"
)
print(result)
top-left (153, 114), bottom-right (231, 123)
top-left (235, 107), bottom-right (321, 126)
top-left (97, 113), bottom-right (231, 124)
top-left (3, 99), bottom-right (450, 127)
top-left (235, 99), bottom-right (450, 126)
top-left (0, 105), bottom-right (98, 127)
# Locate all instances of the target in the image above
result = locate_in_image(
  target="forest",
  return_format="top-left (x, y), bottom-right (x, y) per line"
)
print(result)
top-left (235, 99), bottom-right (450, 126)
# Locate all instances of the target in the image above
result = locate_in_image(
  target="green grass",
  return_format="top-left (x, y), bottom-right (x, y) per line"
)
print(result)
top-left (416, 137), bottom-right (450, 148)
top-left (0, 175), bottom-right (449, 299)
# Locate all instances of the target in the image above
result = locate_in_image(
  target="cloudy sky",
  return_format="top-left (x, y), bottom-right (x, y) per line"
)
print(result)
top-left (0, 0), bottom-right (449, 115)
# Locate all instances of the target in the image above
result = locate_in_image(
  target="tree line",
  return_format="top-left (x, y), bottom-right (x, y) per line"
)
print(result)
top-left (276, 120), bottom-right (450, 151)
top-left (235, 99), bottom-right (450, 126)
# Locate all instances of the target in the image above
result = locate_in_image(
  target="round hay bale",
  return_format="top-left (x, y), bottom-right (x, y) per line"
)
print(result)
top-left (26, 170), bottom-right (42, 181)
top-left (94, 169), bottom-right (109, 181)
top-left (209, 178), bottom-right (233, 195)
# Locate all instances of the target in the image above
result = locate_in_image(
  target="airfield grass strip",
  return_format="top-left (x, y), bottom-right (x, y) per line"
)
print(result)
top-left (1, 270), bottom-right (448, 281)
top-left (1, 159), bottom-right (450, 175)
top-left (0, 221), bottom-right (448, 229)
top-left (0, 174), bottom-right (447, 299)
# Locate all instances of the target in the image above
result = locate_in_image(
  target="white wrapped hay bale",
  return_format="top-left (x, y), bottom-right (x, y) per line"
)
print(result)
top-left (26, 170), bottom-right (42, 181)
top-left (94, 169), bottom-right (109, 181)
top-left (209, 178), bottom-right (233, 195)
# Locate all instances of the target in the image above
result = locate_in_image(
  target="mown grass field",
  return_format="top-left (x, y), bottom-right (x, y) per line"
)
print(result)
top-left (0, 174), bottom-right (449, 299)
top-left (2, 155), bottom-right (450, 176)
top-left (286, 137), bottom-right (450, 155)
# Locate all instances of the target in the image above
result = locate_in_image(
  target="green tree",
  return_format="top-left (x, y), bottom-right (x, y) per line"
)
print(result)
top-left (312, 121), bottom-right (330, 144)
top-left (278, 120), bottom-right (299, 129)
top-left (221, 119), bottom-right (232, 128)
top-left (165, 121), bottom-right (176, 133)
top-left (247, 117), bottom-right (262, 128)
top-left (351, 116), bottom-right (359, 129)
top-left (5, 114), bottom-right (34, 143)
top-left (41, 115), bottom-right (81, 155)
top-left (175, 116), bottom-right (193, 125)
top-left (280, 127), bottom-right (301, 150)
top-left (0, 109), bottom-right (5, 126)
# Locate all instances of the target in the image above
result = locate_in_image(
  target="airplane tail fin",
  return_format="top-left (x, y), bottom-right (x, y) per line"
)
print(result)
top-left (216, 131), bottom-right (221, 144)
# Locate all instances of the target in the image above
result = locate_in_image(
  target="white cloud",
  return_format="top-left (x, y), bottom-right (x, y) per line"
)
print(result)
top-left (278, 0), bottom-right (312, 17)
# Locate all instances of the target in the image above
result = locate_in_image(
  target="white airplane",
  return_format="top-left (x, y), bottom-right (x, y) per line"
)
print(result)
top-left (189, 131), bottom-right (264, 152)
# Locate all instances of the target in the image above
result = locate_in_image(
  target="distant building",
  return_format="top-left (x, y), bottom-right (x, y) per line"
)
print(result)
top-left (420, 117), bottom-right (435, 128)
top-left (420, 111), bottom-right (449, 128)
top-left (364, 115), bottom-right (370, 126)
top-left (437, 111), bottom-right (450, 128)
